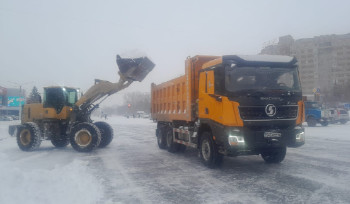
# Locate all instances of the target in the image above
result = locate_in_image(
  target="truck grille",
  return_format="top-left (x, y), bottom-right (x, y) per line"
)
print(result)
top-left (239, 105), bottom-right (298, 120)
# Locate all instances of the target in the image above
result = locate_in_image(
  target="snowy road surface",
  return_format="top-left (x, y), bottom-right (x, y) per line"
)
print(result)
top-left (1, 117), bottom-right (350, 204)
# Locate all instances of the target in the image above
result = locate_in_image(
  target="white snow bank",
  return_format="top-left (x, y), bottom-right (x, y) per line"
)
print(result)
top-left (92, 115), bottom-right (155, 126)
top-left (0, 121), bottom-right (104, 204)
top-left (0, 157), bottom-right (103, 204)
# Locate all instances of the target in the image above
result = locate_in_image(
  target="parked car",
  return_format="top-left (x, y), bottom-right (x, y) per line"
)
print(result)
top-left (0, 116), bottom-right (13, 121)
top-left (329, 108), bottom-right (349, 124)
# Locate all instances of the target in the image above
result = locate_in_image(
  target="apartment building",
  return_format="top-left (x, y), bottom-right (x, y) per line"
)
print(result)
top-left (261, 34), bottom-right (350, 98)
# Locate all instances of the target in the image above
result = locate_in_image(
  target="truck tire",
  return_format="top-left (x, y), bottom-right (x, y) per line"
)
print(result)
top-left (166, 128), bottom-right (180, 152)
top-left (307, 117), bottom-right (317, 127)
top-left (69, 122), bottom-right (101, 152)
top-left (51, 134), bottom-right (69, 148)
top-left (199, 132), bottom-right (223, 168)
top-left (321, 121), bottom-right (329, 126)
top-left (156, 128), bottom-right (167, 149)
top-left (261, 145), bottom-right (286, 163)
top-left (94, 121), bottom-right (114, 148)
top-left (17, 122), bottom-right (42, 151)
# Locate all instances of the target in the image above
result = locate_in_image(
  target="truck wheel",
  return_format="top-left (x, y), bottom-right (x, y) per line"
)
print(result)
top-left (156, 128), bottom-right (167, 149)
top-left (69, 122), bottom-right (101, 152)
top-left (199, 132), bottom-right (223, 168)
top-left (166, 128), bottom-right (179, 152)
top-left (51, 135), bottom-right (69, 148)
top-left (307, 118), bottom-right (317, 127)
top-left (261, 145), bottom-right (286, 163)
top-left (94, 121), bottom-right (114, 148)
top-left (16, 122), bottom-right (42, 151)
top-left (321, 121), bottom-right (329, 126)
top-left (340, 120), bottom-right (347, 124)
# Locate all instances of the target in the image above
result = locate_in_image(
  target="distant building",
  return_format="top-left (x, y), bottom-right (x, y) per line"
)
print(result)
top-left (0, 86), bottom-right (26, 117)
top-left (261, 33), bottom-right (350, 98)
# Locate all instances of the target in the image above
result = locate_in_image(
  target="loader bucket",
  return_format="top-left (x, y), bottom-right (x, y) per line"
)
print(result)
top-left (116, 55), bottom-right (155, 82)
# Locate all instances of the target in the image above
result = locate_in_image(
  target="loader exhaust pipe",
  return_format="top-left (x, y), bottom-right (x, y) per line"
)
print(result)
top-left (116, 55), bottom-right (155, 82)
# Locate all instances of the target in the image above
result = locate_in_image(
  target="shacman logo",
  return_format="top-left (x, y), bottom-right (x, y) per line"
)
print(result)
top-left (265, 104), bottom-right (277, 117)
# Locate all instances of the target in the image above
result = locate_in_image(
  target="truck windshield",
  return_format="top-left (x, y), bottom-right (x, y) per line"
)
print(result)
top-left (225, 66), bottom-right (301, 93)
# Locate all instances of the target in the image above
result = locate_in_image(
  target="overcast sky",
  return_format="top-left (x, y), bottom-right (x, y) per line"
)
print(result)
top-left (1, 0), bottom-right (350, 106)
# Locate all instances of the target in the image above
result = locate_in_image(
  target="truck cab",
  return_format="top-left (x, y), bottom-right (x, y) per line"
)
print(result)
top-left (198, 55), bottom-right (305, 158)
top-left (304, 101), bottom-right (329, 126)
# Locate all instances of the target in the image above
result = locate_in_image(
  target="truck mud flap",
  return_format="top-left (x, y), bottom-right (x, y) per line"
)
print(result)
top-left (116, 55), bottom-right (155, 82)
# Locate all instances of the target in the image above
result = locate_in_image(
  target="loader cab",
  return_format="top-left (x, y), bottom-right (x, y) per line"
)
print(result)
top-left (43, 87), bottom-right (79, 114)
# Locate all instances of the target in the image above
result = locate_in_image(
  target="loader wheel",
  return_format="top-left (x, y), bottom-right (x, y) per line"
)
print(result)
top-left (94, 121), bottom-right (114, 148)
top-left (17, 122), bottom-right (42, 151)
top-left (166, 128), bottom-right (180, 153)
top-left (51, 134), bottom-right (69, 148)
top-left (261, 145), bottom-right (286, 164)
top-left (69, 122), bottom-right (101, 152)
top-left (156, 128), bottom-right (166, 149)
top-left (199, 131), bottom-right (223, 168)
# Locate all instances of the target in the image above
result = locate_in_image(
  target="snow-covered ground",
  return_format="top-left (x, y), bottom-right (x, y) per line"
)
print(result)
top-left (1, 117), bottom-right (350, 204)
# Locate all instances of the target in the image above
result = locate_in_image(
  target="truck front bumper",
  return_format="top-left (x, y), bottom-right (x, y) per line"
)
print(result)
top-left (217, 126), bottom-right (305, 156)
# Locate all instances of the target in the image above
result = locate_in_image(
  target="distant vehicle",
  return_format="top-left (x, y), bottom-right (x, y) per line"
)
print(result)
top-left (0, 116), bottom-right (13, 121)
top-left (304, 101), bottom-right (330, 127)
top-left (11, 115), bottom-right (19, 120)
top-left (136, 111), bottom-right (145, 118)
top-left (329, 108), bottom-right (349, 124)
top-left (143, 114), bottom-right (150, 119)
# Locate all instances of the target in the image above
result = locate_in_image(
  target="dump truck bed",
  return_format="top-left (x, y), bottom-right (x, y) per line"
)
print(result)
top-left (151, 55), bottom-right (219, 122)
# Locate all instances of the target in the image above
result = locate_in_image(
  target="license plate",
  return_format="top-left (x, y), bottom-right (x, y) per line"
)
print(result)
top-left (264, 132), bottom-right (281, 138)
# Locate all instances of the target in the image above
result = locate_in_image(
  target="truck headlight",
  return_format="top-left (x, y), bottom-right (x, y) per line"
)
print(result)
top-left (296, 131), bottom-right (305, 142)
top-left (228, 135), bottom-right (245, 146)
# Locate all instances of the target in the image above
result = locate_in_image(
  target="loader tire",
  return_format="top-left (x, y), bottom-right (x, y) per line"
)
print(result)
top-left (94, 121), bottom-right (114, 148)
top-left (17, 122), bottom-right (42, 151)
top-left (199, 131), bottom-right (223, 168)
top-left (51, 134), bottom-right (69, 148)
top-left (69, 122), bottom-right (101, 152)
top-left (261, 145), bottom-right (286, 164)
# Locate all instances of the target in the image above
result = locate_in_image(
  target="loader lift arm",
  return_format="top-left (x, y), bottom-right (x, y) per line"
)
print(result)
top-left (72, 55), bottom-right (155, 122)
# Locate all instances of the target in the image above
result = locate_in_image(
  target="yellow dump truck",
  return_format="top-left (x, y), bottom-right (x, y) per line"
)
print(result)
top-left (9, 55), bottom-right (155, 152)
top-left (151, 55), bottom-right (305, 167)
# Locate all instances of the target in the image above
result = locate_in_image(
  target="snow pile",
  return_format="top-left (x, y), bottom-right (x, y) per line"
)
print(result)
top-left (0, 157), bottom-right (103, 204)
top-left (0, 121), bottom-right (104, 204)
top-left (93, 115), bottom-right (154, 126)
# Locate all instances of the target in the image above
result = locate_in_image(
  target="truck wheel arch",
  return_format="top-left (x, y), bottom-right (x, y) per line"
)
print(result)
top-left (198, 123), bottom-right (212, 147)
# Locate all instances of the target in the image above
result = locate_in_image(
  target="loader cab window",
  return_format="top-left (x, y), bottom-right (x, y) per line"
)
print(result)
top-left (43, 87), bottom-right (78, 113)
